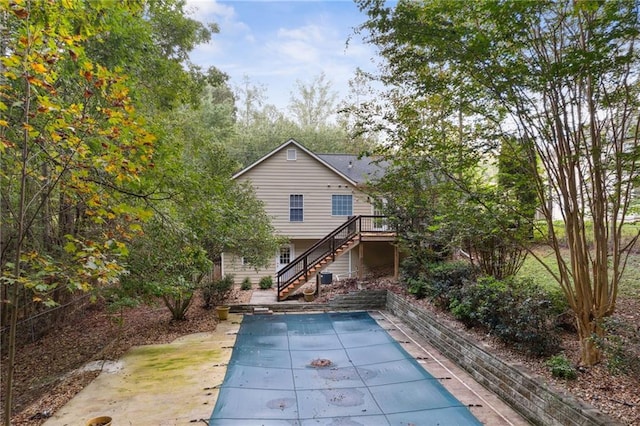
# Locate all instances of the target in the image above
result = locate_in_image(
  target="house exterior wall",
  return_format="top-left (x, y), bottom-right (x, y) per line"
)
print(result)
top-left (222, 141), bottom-right (383, 283)
top-left (224, 239), bottom-right (355, 286)
top-left (236, 146), bottom-right (373, 239)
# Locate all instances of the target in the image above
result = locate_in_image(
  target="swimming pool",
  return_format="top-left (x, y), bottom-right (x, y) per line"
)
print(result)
top-left (210, 311), bottom-right (482, 425)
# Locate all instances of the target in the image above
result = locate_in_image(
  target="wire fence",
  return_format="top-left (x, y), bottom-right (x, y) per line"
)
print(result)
top-left (1, 293), bottom-right (92, 350)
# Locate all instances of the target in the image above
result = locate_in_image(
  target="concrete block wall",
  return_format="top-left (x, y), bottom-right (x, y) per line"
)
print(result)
top-left (328, 289), bottom-right (387, 310)
top-left (386, 291), bottom-right (621, 426)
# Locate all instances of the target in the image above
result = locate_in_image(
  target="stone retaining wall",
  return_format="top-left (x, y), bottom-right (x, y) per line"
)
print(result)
top-left (230, 290), bottom-right (387, 314)
top-left (386, 291), bottom-right (621, 426)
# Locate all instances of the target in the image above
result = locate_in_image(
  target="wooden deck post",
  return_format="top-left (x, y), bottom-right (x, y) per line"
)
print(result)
top-left (394, 244), bottom-right (399, 280)
top-left (358, 243), bottom-right (364, 280)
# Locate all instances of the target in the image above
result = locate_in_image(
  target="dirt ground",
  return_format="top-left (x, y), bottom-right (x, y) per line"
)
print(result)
top-left (2, 281), bottom-right (640, 425)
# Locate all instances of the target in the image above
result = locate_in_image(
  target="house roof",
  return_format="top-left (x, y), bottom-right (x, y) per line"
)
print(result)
top-left (317, 154), bottom-right (387, 185)
top-left (232, 139), bottom-right (386, 185)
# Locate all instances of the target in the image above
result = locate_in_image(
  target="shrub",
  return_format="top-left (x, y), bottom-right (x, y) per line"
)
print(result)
top-left (259, 276), bottom-right (273, 289)
top-left (402, 260), bottom-right (475, 304)
top-left (425, 261), bottom-right (476, 308)
top-left (546, 354), bottom-right (577, 380)
top-left (158, 275), bottom-right (197, 321)
top-left (241, 277), bottom-right (252, 290)
top-left (400, 255), bottom-right (428, 282)
top-left (450, 277), bottom-right (505, 327)
top-left (452, 276), bottom-right (560, 356)
top-left (406, 276), bottom-right (430, 299)
top-left (202, 274), bottom-right (234, 308)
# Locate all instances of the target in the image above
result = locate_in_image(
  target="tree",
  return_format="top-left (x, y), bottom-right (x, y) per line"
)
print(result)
top-left (0, 1), bottom-right (160, 421)
top-left (288, 72), bottom-right (337, 130)
top-left (0, 0), bottom-right (222, 420)
top-left (358, 0), bottom-right (640, 365)
top-left (84, 0), bottom-right (217, 111)
top-left (228, 74), bottom-right (378, 168)
top-left (120, 219), bottom-right (211, 321)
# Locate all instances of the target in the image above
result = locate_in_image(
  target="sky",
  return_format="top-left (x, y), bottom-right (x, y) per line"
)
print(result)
top-left (185, 0), bottom-right (379, 112)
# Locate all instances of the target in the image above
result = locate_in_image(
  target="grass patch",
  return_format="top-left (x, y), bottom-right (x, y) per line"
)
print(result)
top-left (519, 246), bottom-right (640, 297)
top-left (532, 220), bottom-right (640, 247)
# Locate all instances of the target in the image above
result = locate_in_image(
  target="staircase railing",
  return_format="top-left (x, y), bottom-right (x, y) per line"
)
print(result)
top-left (276, 215), bottom-right (389, 300)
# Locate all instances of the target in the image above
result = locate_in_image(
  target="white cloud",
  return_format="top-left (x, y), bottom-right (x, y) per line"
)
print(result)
top-left (277, 25), bottom-right (325, 44)
top-left (187, 1), bottom-right (377, 111)
top-left (185, 0), bottom-right (235, 21)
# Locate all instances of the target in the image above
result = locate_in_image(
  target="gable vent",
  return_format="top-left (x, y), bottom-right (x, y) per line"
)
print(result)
top-left (287, 148), bottom-right (297, 160)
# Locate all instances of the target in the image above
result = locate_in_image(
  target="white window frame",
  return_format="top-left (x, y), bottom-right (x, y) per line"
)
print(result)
top-left (290, 194), bottom-right (304, 222)
top-left (287, 148), bottom-right (297, 160)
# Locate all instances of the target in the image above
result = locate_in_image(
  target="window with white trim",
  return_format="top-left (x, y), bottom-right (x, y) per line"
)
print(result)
top-left (287, 148), bottom-right (297, 160)
top-left (279, 246), bottom-right (291, 265)
top-left (290, 194), bottom-right (303, 222)
top-left (332, 194), bottom-right (353, 216)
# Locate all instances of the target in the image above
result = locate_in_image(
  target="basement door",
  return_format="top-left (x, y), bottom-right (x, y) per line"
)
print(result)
top-left (276, 244), bottom-right (294, 272)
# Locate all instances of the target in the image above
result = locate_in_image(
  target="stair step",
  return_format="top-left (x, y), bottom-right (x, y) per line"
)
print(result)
top-left (253, 307), bottom-right (273, 315)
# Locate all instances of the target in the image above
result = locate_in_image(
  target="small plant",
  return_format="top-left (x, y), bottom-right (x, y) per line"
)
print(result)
top-left (241, 277), bottom-right (252, 290)
top-left (406, 276), bottom-right (429, 299)
top-left (546, 354), bottom-right (577, 380)
top-left (259, 275), bottom-right (273, 289)
top-left (593, 318), bottom-right (640, 375)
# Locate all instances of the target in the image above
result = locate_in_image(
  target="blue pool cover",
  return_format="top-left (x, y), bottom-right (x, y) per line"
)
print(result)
top-left (210, 311), bottom-right (482, 425)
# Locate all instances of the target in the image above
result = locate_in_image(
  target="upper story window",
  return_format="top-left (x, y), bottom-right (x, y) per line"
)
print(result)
top-left (290, 194), bottom-right (303, 222)
top-left (287, 148), bottom-right (297, 160)
top-left (332, 194), bottom-right (353, 216)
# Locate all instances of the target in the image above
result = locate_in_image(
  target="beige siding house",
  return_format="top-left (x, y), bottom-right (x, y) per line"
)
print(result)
top-left (222, 139), bottom-right (394, 289)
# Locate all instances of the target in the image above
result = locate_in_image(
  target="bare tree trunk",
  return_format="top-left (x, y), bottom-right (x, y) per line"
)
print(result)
top-left (4, 70), bottom-right (32, 426)
top-left (576, 317), bottom-right (604, 366)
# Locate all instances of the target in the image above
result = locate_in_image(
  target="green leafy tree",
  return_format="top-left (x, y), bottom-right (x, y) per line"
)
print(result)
top-left (155, 82), bottom-right (280, 267)
top-left (229, 75), bottom-right (377, 167)
top-left (0, 0), bottom-right (221, 420)
top-left (84, 0), bottom-right (217, 111)
top-left (288, 72), bottom-right (337, 131)
top-left (0, 0), bottom-right (160, 421)
top-left (120, 219), bottom-right (211, 321)
top-left (358, 0), bottom-right (640, 365)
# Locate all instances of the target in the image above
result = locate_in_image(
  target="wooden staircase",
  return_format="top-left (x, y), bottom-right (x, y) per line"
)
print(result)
top-left (277, 237), bottom-right (358, 300)
top-left (276, 215), bottom-right (393, 301)
top-left (276, 215), bottom-right (362, 301)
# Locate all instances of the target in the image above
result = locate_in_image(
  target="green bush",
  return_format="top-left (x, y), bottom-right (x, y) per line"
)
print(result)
top-left (406, 276), bottom-right (430, 299)
top-left (546, 354), bottom-right (577, 379)
top-left (241, 277), bottom-right (252, 290)
top-left (450, 277), bottom-right (505, 327)
top-left (259, 276), bottom-right (273, 289)
top-left (400, 255), bottom-right (428, 282)
top-left (452, 276), bottom-right (560, 356)
top-left (402, 260), bottom-right (475, 304)
top-left (202, 274), bottom-right (234, 308)
top-left (425, 261), bottom-right (475, 308)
